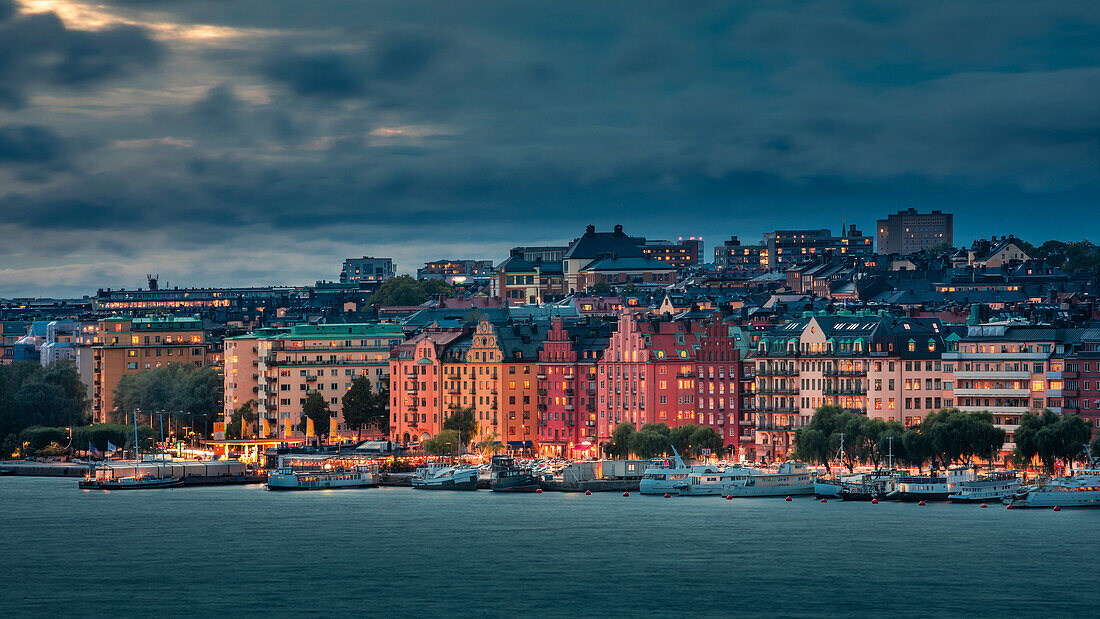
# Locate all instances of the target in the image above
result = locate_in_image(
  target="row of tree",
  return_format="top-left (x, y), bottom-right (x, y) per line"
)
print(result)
top-left (9, 423), bottom-right (158, 458)
top-left (795, 405), bottom-right (1096, 474)
top-left (271, 377), bottom-right (391, 442)
top-left (0, 361), bottom-right (89, 442)
top-left (603, 422), bottom-right (726, 460)
top-left (1017, 240), bottom-right (1100, 274)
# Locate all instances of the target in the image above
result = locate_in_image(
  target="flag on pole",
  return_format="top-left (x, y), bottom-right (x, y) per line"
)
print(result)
top-left (329, 416), bottom-right (337, 437)
top-left (107, 441), bottom-right (119, 453)
top-left (89, 442), bottom-right (102, 457)
top-left (306, 417), bottom-right (315, 438)
top-left (261, 418), bottom-right (270, 438)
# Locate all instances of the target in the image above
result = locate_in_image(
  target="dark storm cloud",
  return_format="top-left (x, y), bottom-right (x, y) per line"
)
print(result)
top-left (2, 0), bottom-right (1100, 296)
top-left (0, 3), bottom-right (164, 109)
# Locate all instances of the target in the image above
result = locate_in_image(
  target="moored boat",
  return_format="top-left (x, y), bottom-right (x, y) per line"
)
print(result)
top-left (489, 455), bottom-right (539, 492)
top-left (412, 464), bottom-right (479, 490)
top-left (266, 466), bottom-right (377, 490)
top-left (948, 471), bottom-right (1020, 503)
top-left (1005, 466), bottom-right (1100, 508)
top-left (79, 475), bottom-right (183, 490)
top-left (724, 462), bottom-right (814, 497)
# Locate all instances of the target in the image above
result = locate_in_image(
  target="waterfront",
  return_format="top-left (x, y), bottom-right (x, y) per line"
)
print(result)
top-left (1, 478), bottom-right (1095, 618)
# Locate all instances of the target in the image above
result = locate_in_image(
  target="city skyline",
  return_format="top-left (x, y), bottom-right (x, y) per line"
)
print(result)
top-left (1, 1), bottom-right (1099, 297)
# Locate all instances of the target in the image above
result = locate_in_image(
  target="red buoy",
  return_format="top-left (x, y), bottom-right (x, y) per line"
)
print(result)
top-left (1006, 504), bottom-right (1014, 509)
top-left (585, 490), bottom-right (591, 495)
top-left (664, 493), bottom-right (671, 498)
top-left (820, 498), bottom-right (827, 503)
top-left (622, 492), bottom-right (630, 497)
top-left (980, 504), bottom-right (987, 508)
top-left (871, 498), bottom-right (879, 504)
top-left (535, 488), bottom-right (543, 494)
top-left (918, 500), bottom-right (926, 506)
top-left (1053, 505), bottom-right (1061, 512)
top-left (726, 495), bottom-right (732, 500)
top-left (785, 496), bottom-right (792, 502)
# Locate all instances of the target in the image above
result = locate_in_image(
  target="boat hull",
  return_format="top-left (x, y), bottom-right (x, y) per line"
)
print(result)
top-left (412, 477), bottom-right (479, 490)
top-left (1007, 491), bottom-right (1100, 508)
top-left (725, 483), bottom-right (815, 498)
top-left (79, 477), bottom-right (182, 490)
top-left (891, 491), bottom-right (950, 502)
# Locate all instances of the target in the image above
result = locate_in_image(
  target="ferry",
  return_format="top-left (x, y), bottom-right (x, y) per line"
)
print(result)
top-left (639, 447), bottom-right (746, 496)
top-left (724, 462), bottom-right (815, 497)
top-left (266, 466), bottom-right (377, 491)
top-left (681, 466), bottom-right (758, 496)
top-left (489, 455), bottom-right (539, 492)
top-left (1005, 466), bottom-right (1100, 508)
top-left (888, 467), bottom-right (974, 502)
top-left (948, 471), bottom-right (1021, 503)
top-left (412, 464), bottom-right (479, 490)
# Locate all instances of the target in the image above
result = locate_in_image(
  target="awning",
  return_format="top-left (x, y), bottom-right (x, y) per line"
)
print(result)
top-left (507, 440), bottom-right (533, 448)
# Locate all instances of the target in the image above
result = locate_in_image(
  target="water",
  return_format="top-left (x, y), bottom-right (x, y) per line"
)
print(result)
top-left (1, 477), bottom-right (1094, 618)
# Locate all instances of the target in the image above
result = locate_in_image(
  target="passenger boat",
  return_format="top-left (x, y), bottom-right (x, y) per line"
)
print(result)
top-left (948, 471), bottom-right (1020, 503)
top-left (489, 455), bottom-right (539, 492)
top-left (681, 466), bottom-right (758, 496)
top-left (638, 447), bottom-right (748, 496)
top-left (266, 466), bottom-right (377, 491)
top-left (412, 464), bottom-right (479, 490)
top-left (79, 474), bottom-right (183, 490)
top-left (1005, 466), bottom-right (1100, 508)
top-left (840, 471), bottom-right (899, 501)
top-left (888, 467), bottom-right (974, 502)
top-left (724, 462), bottom-right (815, 497)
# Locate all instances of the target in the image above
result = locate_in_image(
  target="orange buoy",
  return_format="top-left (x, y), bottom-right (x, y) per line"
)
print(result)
top-left (820, 498), bottom-right (827, 503)
top-left (918, 500), bottom-right (926, 506)
top-left (585, 490), bottom-right (591, 495)
top-left (622, 492), bottom-right (629, 497)
top-left (785, 496), bottom-right (792, 502)
top-left (980, 503), bottom-right (987, 508)
top-left (871, 498), bottom-right (878, 504)
top-left (1053, 505), bottom-right (1061, 512)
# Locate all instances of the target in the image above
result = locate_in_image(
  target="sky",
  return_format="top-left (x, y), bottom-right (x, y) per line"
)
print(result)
top-left (1, 0), bottom-right (1098, 298)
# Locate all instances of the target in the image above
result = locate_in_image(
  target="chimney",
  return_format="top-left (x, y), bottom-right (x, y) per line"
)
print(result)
top-left (614, 224), bottom-right (623, 235)
top-left (586, 224), bottom-right (596, 234)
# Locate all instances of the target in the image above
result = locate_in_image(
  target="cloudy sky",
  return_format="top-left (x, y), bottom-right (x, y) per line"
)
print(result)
top-left (1, 0), bottom-right (1098, 297)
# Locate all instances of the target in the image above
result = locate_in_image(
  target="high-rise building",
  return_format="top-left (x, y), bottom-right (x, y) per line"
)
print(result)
top-left (876, 209), bottom-right (953, 254)
top-left (340, 257), bottom-right (395, 285)
top-left (92, 315), bottom-right (207, 422)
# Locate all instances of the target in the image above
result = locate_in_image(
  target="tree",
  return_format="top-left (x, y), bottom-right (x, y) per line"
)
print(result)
top-left (1014, 410), bottom-right (1089, 473)
top-left (590, 281), bottom-right (612, 294)
top-left (475, 432), bottom-right (504, 456)
top-left (1090, 435), bottom-right (1100, 464)
top-left (794, 428), bottom-right (832, 473)
top-left (298, 392), bottom-right (332, 441)
top-left (442, 407), bottom-right (478, 447)
top-left (111, 363), bottom-right (222, 431)
top-left (688, 426), bottom-right (724, 459)
top-left (342, 377), bottom-right (389, 440)
top-left (630, 429), bottom-right (670, 459)
top-left (0, 360), bottom-right (89, 438)
top-left (902, 427), bottom-right (934, 473)
top-left (603, 422), bottom-right (636, 459)
top-left (422, 430), bottom-right (461, 456)
top-left (225, 400), bottom-right (256, 440)
top-left (367, 275), bottom-right (455, 307)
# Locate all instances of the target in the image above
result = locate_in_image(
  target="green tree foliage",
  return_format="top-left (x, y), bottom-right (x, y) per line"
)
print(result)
top-left (475, 432), bottom-right (504, 456)
top-left (297, 392), bottom-right (332, 440)
top-left (668, 424), bottom-right (725, 459)
top-left (367, 275), bottom-right (455, 307)
top-left (1015, 410), bottom-right (1091, 473)
top-left (1018, 240), bottom-right (1100, 274)
top-left (629, 429), bottom-right (670, 459)
top-left (794, 428), bottom-right (833, 473)
top-left (110, 363), bottom-right (222, 426)
top-left (0, 360), bottom-right (89, 439)
top-left (442, 407), bottom-right (478, 446)
top-left (603, 422), bottom-right (636, 459)
top-left (590, 281), bottom-right (612, 294)
top-left (342, 377), bottom-right (389, 440)
top-left (422, 429), bottom-right (462, 456)
top-left (225, 400), bottom-right (256, 440)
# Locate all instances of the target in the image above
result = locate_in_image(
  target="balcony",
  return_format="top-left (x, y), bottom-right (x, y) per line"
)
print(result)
top-left (756, 367), bottom-right (798, 377)
top-left (823, 386), bottom-right (865, 396)
top-left (756, 387), bottom-right (799, 395)
top-left (824, 368), bottom-right (867, 377)
top-left (585, 388), bottom-right (596, 396)
top-left (306, 375), bottom-right (317, 382)
top-left (954, 370), bottom-right (1030, 380)
top-left (756, 423), bottom-right (794, 432)
top-left (585, 420), bottom-right (596, 427)
top-left (565, 405), bottom-right (575, 411)
top-left (958, 405), bottom-right (1029, 414)
top-left (536, 373), bottom-right (546, 380)
top-left (537, 389), bottom-right (547, 396)
top-left (537, 404), bottom-right (547, 411)
top-left (564, 388), bottom-right (574, 396)
top-left (954, 388), bottom-right (1029, 398)
top-left (564, 374), bottom-right (574, 380)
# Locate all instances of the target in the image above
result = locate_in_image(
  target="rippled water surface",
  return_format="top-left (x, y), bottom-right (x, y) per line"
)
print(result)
top-left (1, 477), bottom-right (1094, 618)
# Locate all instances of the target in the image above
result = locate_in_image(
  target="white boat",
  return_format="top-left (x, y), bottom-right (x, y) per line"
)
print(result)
top-left (724, 462), bottom-right (815, 497)
top-left (948, 470), bottom-right (1021, 503)
top-left (1005, 466), bottom-right (1100, 508)
top-left (266, 466), bottom-right (377, 490)
top-left (681, 466), bottom-right (758, 496)
top-left (411, 465), bottom-right (479, 490)
top-left (639, 447), bottom-right (751, 496)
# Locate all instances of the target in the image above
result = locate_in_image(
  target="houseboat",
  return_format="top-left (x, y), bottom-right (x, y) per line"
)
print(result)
top-left (948, 471), bottom-right (1021, 503)
top-left (266, 466), bottom-right (377, 490)
top-left (412, 464), bottom-right (479, 490)
top-left (724, 462), bottom-right (815, 497)
top-left (1005, 466), bottom-right (1100, 508)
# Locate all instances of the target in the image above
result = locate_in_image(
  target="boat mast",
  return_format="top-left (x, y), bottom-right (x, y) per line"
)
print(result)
top-left (134, 410), bottom-right (140, 476)
top-left (887, 436), bottom-right (894, 471)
